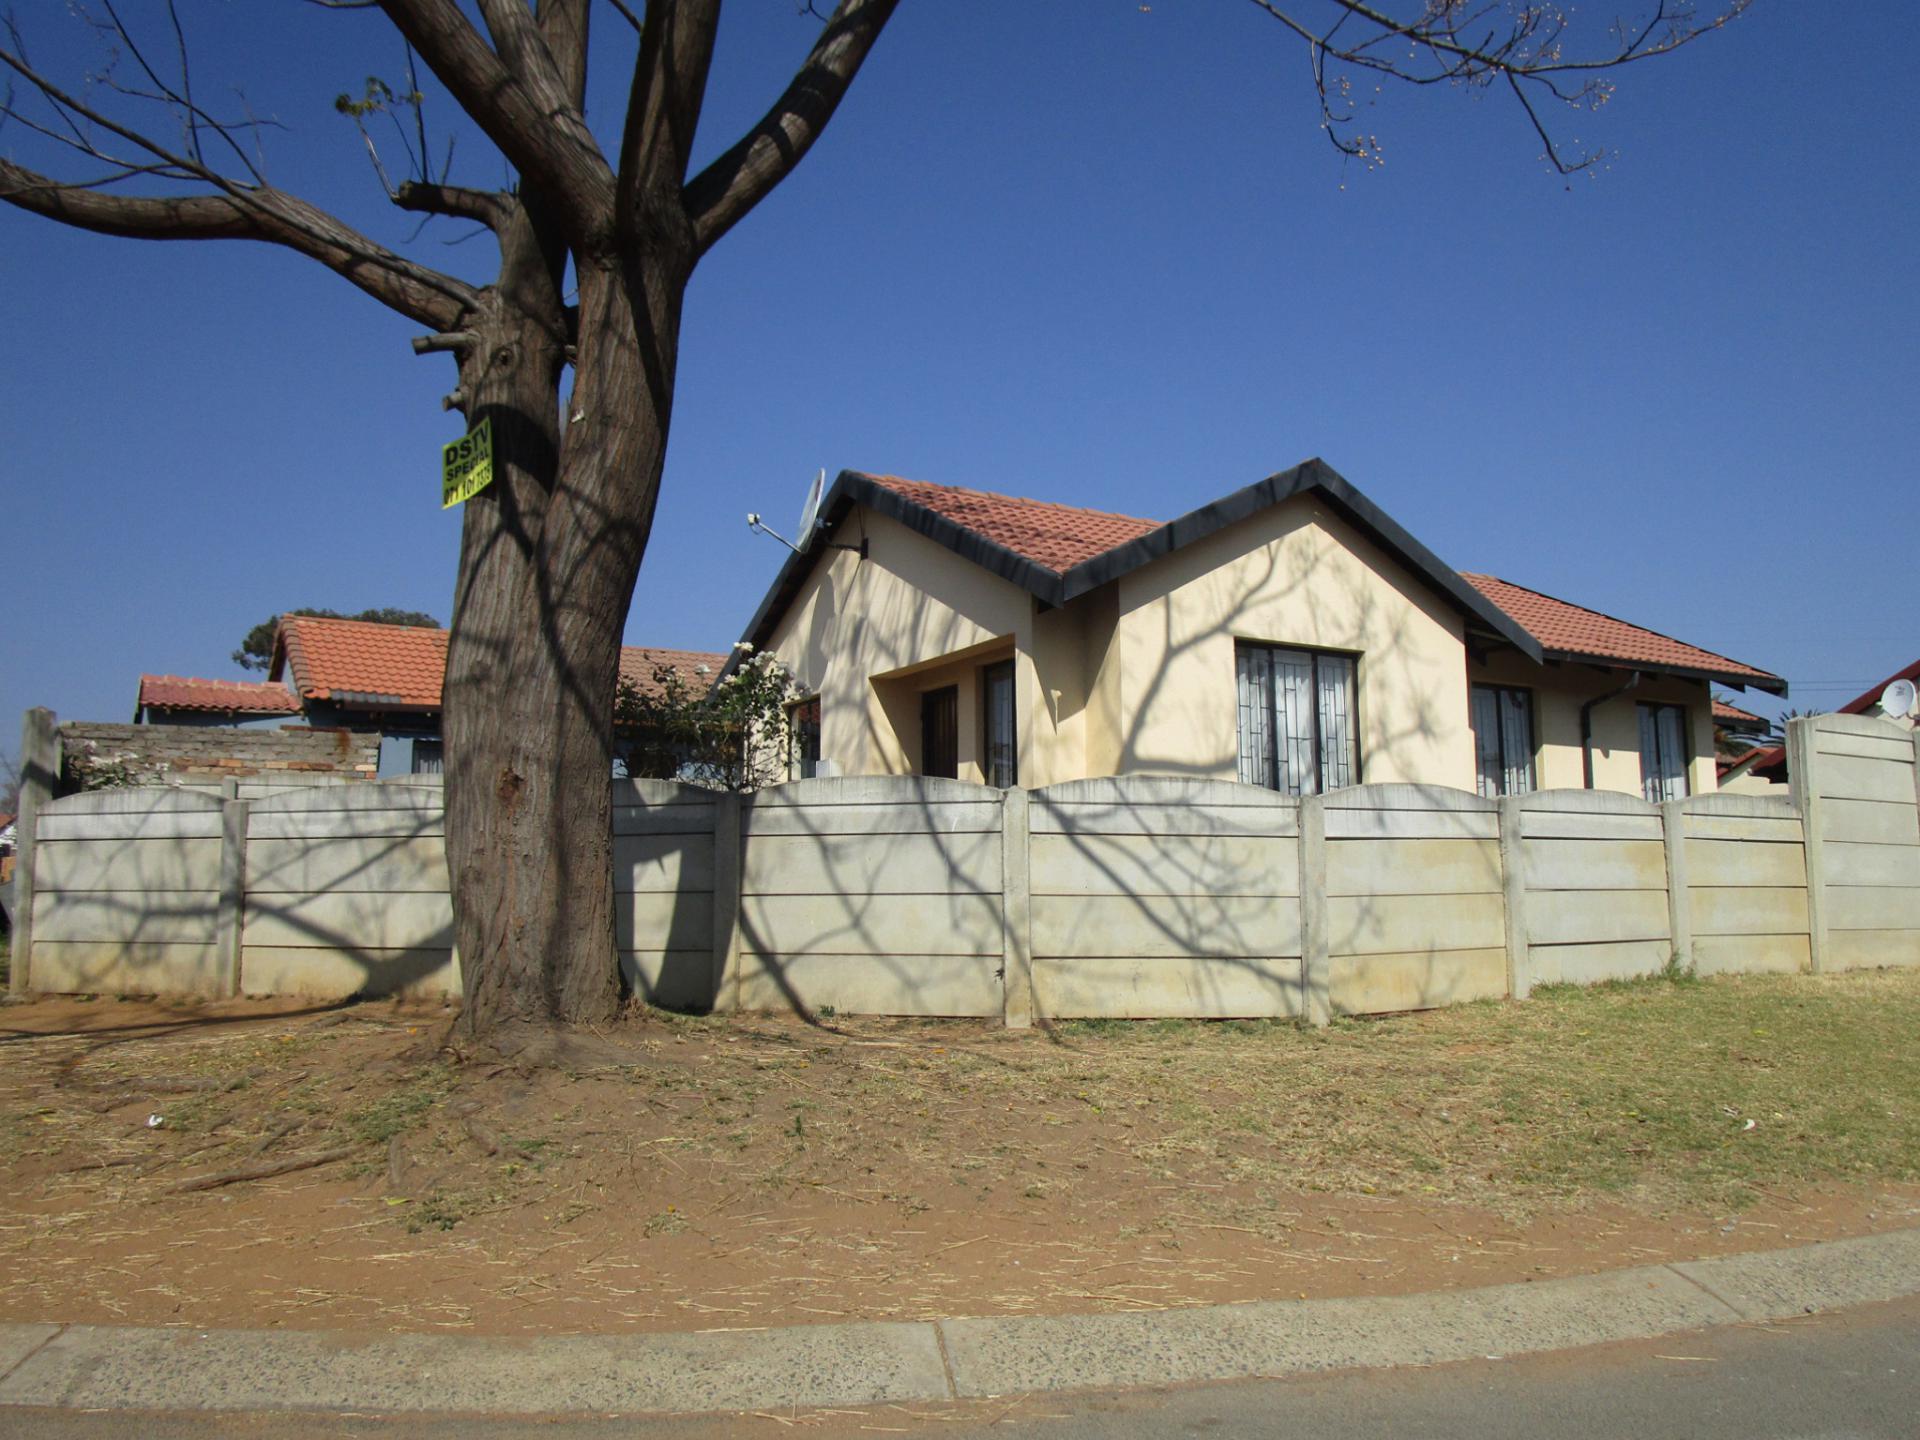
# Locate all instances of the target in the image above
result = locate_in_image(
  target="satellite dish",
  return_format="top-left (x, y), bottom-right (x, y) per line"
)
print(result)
top-left (796, 468), bottom-right (825, 550)
top-left (1881, 677), bottom-right (1918, 719)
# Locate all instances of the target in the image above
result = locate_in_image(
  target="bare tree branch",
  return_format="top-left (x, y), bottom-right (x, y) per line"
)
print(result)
top-left (379, 0), bottom-right (614, 245)
top-left (0, 155), bottom-right (478, 328)
top-left (1242, 0), bottom-right (1755, 174)
top-left (394, 178), bottom-right (512, 230)
top-left (616, 0), bottom-right (724, 247)
top-left (682, 0), bottom-right (898, 258)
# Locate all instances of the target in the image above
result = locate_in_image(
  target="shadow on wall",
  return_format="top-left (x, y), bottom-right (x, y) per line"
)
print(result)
top-left (28, 784), bottom-right (455, 1002)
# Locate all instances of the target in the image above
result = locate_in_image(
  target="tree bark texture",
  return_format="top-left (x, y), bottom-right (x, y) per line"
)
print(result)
top-left (0, 0), bottom-right (896, 1039)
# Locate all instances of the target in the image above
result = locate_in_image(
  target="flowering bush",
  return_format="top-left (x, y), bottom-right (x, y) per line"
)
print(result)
top-left (613, 648), bottom-right (797, 792)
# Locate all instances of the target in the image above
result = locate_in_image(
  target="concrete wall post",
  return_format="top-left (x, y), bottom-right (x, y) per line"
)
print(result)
top-left (1299, 794), bottom-right (1329, 1027)
top-left (1786, 717), bottom-right (1828, 973)
top-left (711, 791), bottom-right (743, 1013)
top-left (1498, 795), bottom-right (1530, 1001)
top-left (215, 781), bottom-right (250, 999)
top-left (10, 708), bottom-right (58, 996)
top-left (1001, 787), bottom-right (1033, 1029)
top-left (1661, 798), bottom-right (1692, 974)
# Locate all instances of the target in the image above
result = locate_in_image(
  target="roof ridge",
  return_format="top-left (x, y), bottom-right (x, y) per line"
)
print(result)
top-left (279, 614), bottom-right (447, 635)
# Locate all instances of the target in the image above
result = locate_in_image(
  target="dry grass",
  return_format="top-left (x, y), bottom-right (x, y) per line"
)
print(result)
top-left (1, 967), bottom-right (1917, 1334)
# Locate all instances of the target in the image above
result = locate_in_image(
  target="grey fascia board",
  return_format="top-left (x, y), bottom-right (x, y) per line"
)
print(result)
top-left (1054, 459), bottom-right (1545, 664)
top-left (1543, 649), bottom-right (1789, 697)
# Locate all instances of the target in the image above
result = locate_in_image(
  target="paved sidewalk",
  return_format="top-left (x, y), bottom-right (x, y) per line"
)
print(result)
top-left (3, 1228), bottom-right (1917, 1419)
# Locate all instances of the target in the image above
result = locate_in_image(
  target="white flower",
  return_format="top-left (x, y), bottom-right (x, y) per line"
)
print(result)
top-left (732, 641), bottom-right (754, 654)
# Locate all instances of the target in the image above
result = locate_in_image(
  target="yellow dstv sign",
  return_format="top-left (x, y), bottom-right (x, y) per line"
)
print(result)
top-left (441, 418), bottom-right (494, 509)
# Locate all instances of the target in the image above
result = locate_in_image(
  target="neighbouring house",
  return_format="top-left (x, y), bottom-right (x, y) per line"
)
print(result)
top-left (728, 459), bottom-right (1786, 801)
top-left (0, 811), bottom-right (14, 888)
top-left (1712, 697), bottom-right (1778, 795)
top-left (134, 674), bottom-right (303, 727)
top-left (267, 614), bottom-right (727, 776)
top-left (1742, 657), bottom-right (1920, 789)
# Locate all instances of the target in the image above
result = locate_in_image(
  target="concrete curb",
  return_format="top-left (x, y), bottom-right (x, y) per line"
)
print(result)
top-left (3, 1228), bottom-right (1918, 1418)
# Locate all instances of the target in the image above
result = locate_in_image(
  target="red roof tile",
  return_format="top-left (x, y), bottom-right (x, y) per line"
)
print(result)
top-left (858, 476), bottom-right (1780, 689)
top-left (139, 674), bottom-right (301, 715)
top-left (1713, 699), bottom-right (1767, 726)
top-left (273, 615), bottom-right (726, 710)
top-left (865, 475), bottom-right (1158, 574)
top-left (276, 616), bottom-right (449, 707)
top-left (1460, 574), bottom-right (1778, 685)
top-left (619, 647), bottom-right (729, 700)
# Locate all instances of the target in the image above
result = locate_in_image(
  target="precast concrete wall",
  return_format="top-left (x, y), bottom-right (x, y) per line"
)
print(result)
top-left (29, 787), bottom-right (233, 996)
top-left (14, 715), bottom-right (1920, 1020)
top-left (1029, 777), bottom-right (1301, 1019)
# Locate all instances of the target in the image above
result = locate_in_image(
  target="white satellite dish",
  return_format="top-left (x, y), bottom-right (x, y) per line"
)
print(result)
top-left (1881, 677), bottom-right (1918, 719)
top-left (796, 468), bottom-right (826, 550)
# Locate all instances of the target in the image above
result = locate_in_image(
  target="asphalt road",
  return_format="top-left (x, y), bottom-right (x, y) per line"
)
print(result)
top-left (2, 1295), bottom-right (1914, 1439)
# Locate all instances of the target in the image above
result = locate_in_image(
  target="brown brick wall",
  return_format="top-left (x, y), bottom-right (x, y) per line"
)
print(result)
top-left (58, 722), bottom-right (381, 790)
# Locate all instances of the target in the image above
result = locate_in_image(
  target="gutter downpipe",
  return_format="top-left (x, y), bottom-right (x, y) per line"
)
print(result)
top-left (1580, 670), bottom-right (1643, 789)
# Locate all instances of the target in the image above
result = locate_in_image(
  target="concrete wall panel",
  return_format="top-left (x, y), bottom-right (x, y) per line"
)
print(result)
top-left (1033, 955), bottom-right (1303, 1019)
top-left (1330, 948), bottom-right (1507, 1014)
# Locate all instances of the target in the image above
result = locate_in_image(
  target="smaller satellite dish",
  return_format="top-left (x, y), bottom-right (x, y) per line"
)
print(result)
top-left (796, 469), bottom-right (826, 550)
top-left (1881, 677), bottom-right (1918, 719)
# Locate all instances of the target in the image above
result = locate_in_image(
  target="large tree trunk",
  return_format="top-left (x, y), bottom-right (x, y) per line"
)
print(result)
top-left (442, 252), bottom-right (686, 1040)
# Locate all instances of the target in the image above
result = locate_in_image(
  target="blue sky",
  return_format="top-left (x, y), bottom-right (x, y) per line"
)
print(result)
top-left (3, 1), bottom-right (1916, 757)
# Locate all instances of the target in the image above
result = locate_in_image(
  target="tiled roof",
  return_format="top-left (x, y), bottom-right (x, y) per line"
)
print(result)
top-left (864, 475), bottom-right (1158, 574)
top-left (619, 647), bottom-right (728, 700)
top-left (138, 674), bottom-right (301, 715)
top-left (277, 616), bottom-right (449, 707)
top-left (1713, 699), bottom-right (1767, 727)
top-left (1459, 574), bottom-right (1780, 686)
top-left (852, 475), bottom-right (1779, 690)
top-left (274, 615), bottom-right (725, 709)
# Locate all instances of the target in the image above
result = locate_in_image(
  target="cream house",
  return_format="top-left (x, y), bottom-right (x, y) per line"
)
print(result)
top-left (728, 460), bottom-right (1785, 801)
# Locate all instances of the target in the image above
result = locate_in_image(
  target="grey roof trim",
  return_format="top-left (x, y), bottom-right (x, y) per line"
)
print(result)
top-left (726, 459), bottom-right (1548, 680)
top-left (1547, 650), bottom-right (1789, 696)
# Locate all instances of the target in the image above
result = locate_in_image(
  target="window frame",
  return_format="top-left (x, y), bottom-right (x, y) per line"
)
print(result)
top-left (981, 659), bottom-right (1018, 789)
top-left (1234, 641), bottom-right (1361, 796)
top-left (787, 695), bottom-right (821, 781)
top-left (1638, 700), bottom-right (1691, 803)
top-left (1469, 682), bottom-right (1537, 798)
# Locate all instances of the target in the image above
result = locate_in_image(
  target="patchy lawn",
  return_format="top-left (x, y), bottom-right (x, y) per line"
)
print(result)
top-left (1, 968), bottom-right (1917, 1335)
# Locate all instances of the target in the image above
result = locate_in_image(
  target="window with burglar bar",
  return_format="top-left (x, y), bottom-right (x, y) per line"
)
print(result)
top-left (1235, 643), bottom-right (1358, 795)
top-left (1470, 684), bottom-right (1535, 797)
top-left (1639, 701), bottom-right (1689, 803)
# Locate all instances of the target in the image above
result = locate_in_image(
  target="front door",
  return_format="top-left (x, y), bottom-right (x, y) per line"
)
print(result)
top-left (921, 686), bottom-right (958, 779)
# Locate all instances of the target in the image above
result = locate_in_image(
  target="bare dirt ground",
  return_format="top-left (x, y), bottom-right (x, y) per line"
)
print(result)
top-left (1, 972), bottom-right (1917, 1337)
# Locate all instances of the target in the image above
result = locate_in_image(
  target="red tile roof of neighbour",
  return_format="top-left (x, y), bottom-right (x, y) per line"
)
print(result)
top-left (138, 674), bottom-right (301, 715)
top-left (271, 615), bottom-right (726, 709)
top-left (619, 647), bottom-right (729, 699)
top-left (1459, 574), bottom-right (1780, 686)
top-left (1713, 699), bottom-right (1767, 727)
top-left (1749, 656), bottom-right (1920, 781)
top-left (865, 475), bottom-right (1158, 574)
top-left (276, 616), bottom-right (449, 707)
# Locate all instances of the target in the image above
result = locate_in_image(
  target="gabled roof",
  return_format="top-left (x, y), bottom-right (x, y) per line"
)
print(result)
top-left (730, 460), bottom-right (1786, 693)
top-left (732, 460), bottom-right (1545, 670)
top-left (1713, 698), bottom-right (1767, 728)
top-left (1459, 574), bottom-right (1785, 693)
top-left (137, 674), bottom-right (301, 717)
top-left (268, 614), bottom-right (726, 711)
top-left (273, 616), bottom-right (448, 709)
